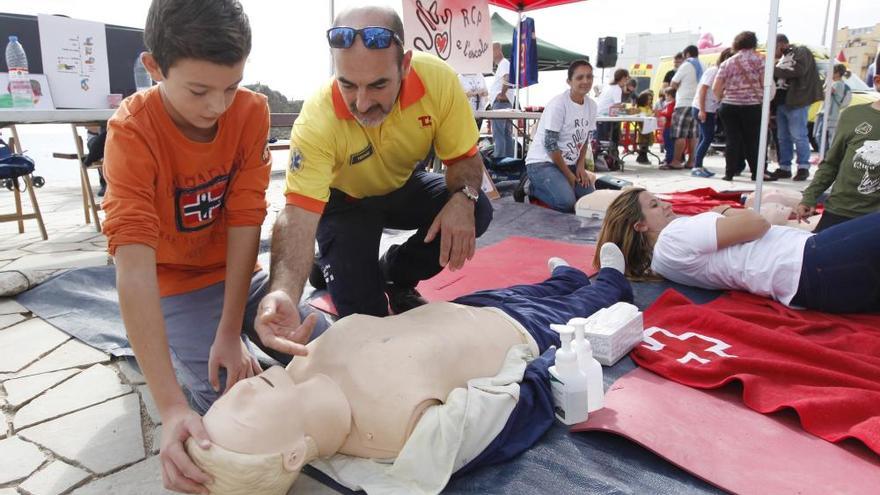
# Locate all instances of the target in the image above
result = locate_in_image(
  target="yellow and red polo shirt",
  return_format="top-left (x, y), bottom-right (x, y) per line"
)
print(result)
top-left (284, 51), bottom-right (479, 213)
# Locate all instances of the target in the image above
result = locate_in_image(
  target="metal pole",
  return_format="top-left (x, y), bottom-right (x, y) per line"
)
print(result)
top-left (818, 0), bottom-right (842, 160)
top-left (329, 0), bottom-right (335, 76)
top-left (513, 11), bottom-right (522, 158)
top-left (754, 0), bottom-right (780, 213)
top-left (821, 0), bottom-right (831, 46)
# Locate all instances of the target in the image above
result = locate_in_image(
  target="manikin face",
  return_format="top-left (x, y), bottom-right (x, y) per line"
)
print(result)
top-left (203, 366), bottom-right (308, 458)
top-left (567, 65), bottom-right (594, 100)
top-left (143, 54), bottom-right (244, 139)
top-left (635, 191), bottom-right (677, 234)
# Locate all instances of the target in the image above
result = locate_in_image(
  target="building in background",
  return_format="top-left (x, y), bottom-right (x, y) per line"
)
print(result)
top-left (835, 24), bottom-right (880, 81)
top-left (616, 31), bottom-right (700, 82)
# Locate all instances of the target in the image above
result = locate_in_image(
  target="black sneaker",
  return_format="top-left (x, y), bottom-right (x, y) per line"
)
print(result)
top-left (768, 168), bottom-right (792, 179)
top-left (793, 169), bottom-right (810, 181)
top-left (386, 284), bottom-right (428, 314)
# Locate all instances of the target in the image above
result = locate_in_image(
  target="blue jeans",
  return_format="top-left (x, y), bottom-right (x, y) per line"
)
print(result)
top-left (454, 266), bottom-right (634, 352)
top-left (526, 161), bottom-right (594, 213)
top-left (790, 211), bottom-right (880, 313)
top-left (663, 127), bottom-right (674, 163)
top-left (694, 109), bottom-right (716, 168)
top-left (776, 104), bottom-right (811, 170)
top-left (161, 271), bottom-right (331, 414)
top-left (491, 100), bottom-right (514, 158)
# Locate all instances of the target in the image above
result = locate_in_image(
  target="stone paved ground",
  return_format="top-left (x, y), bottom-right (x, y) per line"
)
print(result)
top-left (0, 134), bottom-right (815, 494)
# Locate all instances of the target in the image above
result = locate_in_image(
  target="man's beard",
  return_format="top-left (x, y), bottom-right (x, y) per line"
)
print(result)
top-left (350, 103), bottom-right (392, 127)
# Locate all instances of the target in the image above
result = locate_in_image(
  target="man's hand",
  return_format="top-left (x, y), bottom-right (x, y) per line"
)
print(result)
top-left (424, 194), bottom-right (476, 271)
top-left (575, 167), bottom-right (596, 188)
top-left (698, 110), bottom-right (707, 123)
top-left (795, 203), bottom-right (815, 223)
top-left (254, 290), bottom-right (316, 356)
top-left (160, 407), bottom-right (212, 494)
top-left (207, 331), bottom-right (260, 394)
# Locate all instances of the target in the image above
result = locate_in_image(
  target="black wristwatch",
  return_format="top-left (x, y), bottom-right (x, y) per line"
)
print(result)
top-left (456, 185), bottom-right (479, 202)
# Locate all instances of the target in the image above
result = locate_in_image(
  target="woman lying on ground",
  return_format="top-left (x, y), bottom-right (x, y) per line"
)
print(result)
top-left (594, 187), bottom-right (879, 313)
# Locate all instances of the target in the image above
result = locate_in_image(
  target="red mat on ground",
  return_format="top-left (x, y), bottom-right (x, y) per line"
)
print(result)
top-left (633, 290), bottom-right (880, 455)
top-left (309, 237), bottom-right (598, 316)
top-left (573, 368), bottom-right (880, 495)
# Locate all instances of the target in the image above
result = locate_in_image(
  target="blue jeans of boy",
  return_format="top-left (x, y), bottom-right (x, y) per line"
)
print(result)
top-left (790, 211), bottom-right (880, 313)
top-left (526, 162), bottom-right (594, 213)
top-left (663, 127), bottom-right (674, 163)
top-left (694, 109), bottom-right (716, 168)
top-left (776, 103), bottom-right (811, 170)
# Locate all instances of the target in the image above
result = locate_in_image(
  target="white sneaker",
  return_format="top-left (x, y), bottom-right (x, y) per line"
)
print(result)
top-left (547, 257), bottom-right (570, 274)
top-left (599, 243), bottom-right (626, 274)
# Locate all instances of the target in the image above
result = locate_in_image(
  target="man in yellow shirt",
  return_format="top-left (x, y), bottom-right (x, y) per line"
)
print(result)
top-left (254, 6), bottom-right (492, 348)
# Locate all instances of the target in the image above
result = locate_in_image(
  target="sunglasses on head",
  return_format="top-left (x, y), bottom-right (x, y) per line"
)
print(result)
top-left (326, 26), bottom-right (403, 50)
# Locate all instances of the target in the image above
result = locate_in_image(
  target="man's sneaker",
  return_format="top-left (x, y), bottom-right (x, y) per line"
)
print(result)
top-left (768, 168), bottom-right (792, 179)
top-left (793, 169), bottom-right (810, 181)
top-left (387, 284), bottom-right (428, 314)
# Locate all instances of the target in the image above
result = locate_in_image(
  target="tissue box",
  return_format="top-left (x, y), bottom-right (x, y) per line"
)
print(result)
top-left (584, 311), bottom-right (644, 366)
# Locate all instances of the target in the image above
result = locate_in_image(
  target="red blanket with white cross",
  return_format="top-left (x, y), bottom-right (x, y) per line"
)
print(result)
top-left (632, 289), bottom-right (880, 456)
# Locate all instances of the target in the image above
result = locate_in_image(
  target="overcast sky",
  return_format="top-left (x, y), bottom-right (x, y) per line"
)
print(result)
top-left (6, 0), bottom-right (879, 105)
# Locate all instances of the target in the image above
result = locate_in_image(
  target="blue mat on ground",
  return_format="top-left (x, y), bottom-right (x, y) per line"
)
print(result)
top-left (14, 198), bottom-right (729, 494)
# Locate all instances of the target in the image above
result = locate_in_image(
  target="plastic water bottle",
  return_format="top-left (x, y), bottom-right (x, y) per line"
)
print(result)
top-left (5, 36), bottom-right (33, 108)
top-left (133, 54), bottom-right (152, 92)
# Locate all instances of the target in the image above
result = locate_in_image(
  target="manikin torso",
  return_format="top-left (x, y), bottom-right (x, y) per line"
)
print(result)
top-left (288, 302), bottom-right (534, 459)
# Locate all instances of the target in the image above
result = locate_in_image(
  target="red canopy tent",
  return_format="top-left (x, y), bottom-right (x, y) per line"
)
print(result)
top-left (488, 0), bottom-right (585, 11)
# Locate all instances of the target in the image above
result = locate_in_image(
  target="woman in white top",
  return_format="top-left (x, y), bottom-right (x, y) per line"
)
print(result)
top-left (524, 59), bottom-right (598, 212)
top-left (594, 188), bottom-right (880, 313)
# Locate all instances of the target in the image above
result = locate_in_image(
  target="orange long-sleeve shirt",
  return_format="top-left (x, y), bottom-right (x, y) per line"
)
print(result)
top-left (102, 87), bottom-right (272, 297)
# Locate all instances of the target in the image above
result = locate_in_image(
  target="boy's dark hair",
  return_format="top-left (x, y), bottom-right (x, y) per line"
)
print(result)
top-left (567, 59), bottom-right (592, 80)
top-left (612, 68), bottom-right (630, 83)
top-left (733, 31), bottom-right (758, 51)
top-left (833, 63), bottom-right (847, 76)
top-left (683, 45), bottom-right (699, 58)
top-left (145, 0), bottom-right (252, 75)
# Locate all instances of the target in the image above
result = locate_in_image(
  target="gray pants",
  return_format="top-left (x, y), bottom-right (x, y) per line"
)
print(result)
top-left (160, 270), bottom-right (330, 414)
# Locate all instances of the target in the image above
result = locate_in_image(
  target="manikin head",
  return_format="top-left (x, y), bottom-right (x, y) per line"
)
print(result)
top-left (330, 6), bottom-right (411, 127)
top-left (594, 188), bottom-right (674, 279)
top-left (141, 0), bottom-right (251, 139)
top-left (188, 366), bottom-right (351, 495)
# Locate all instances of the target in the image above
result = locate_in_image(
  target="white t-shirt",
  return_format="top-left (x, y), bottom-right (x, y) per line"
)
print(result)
top-left (458, 73), bottom-right (488, 112)
top-left (526, 90), bottom-right (598, 165)
top-left (651, 212), bottom-right (813, 306)
top-left (595, 84), bottom-right (622, 115)
top-left (489, 58), bottom-right (515, 104)
top-left (671, 61), bottom-right (698, 109)
top-left (692, 66), bottom-right (720, 114)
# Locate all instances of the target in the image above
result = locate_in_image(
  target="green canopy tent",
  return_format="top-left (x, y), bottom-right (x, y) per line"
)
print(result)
top-left (490, 12), bottom-right (588, 72)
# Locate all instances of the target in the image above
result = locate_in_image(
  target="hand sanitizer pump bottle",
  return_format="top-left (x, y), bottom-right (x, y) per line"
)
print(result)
top-left (548, 324), bottom-right (589, 425)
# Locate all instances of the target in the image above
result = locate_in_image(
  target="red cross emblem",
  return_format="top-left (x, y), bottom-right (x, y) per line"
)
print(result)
top-left (418, 115), bottom-right (433, 127)
top-left (175, 175), bottom-right (230, 232)
top-left (641, 327), bottom-right (737, 364)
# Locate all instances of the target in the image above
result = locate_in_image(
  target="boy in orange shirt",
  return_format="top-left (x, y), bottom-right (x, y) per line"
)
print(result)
top-left (101, 1), bottom-right (328, 492)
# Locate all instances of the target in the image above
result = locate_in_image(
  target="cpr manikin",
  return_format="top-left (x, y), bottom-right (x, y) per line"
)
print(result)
top-left (188, 245), bottom-right (633, 494)
top-left (190, 304), bottom-right (536, 494)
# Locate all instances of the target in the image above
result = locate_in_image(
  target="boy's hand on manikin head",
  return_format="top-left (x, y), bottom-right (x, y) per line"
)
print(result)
top-left (160, 406), bottom-right (212, 494)
top-left (255, 290), bottom-right (315, 356)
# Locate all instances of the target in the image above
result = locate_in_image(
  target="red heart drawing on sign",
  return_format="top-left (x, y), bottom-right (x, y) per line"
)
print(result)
top-left (435, 32), bottom-right (448, 53)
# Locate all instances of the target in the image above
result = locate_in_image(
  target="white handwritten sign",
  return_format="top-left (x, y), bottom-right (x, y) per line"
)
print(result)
top-left (402, 0), bottom-right (492, 74)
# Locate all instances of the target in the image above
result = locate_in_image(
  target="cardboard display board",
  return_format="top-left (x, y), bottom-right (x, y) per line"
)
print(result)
top-left (38, 14), bottom-right (111, 109)
top-left (403, 0), bottom-right (492, 74)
